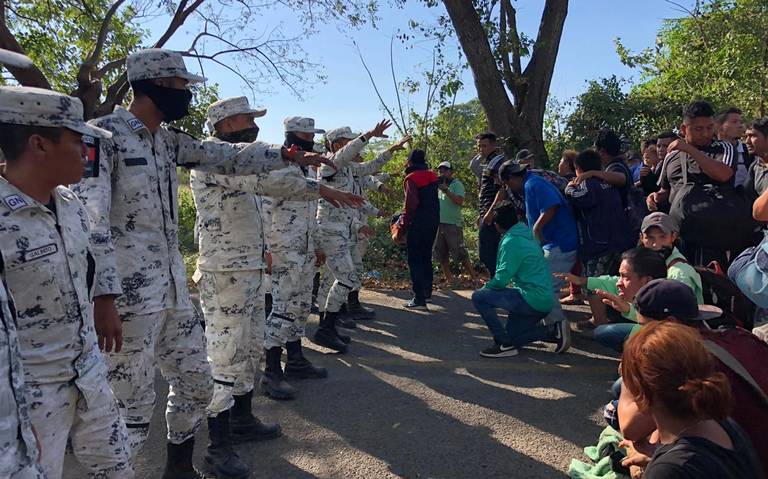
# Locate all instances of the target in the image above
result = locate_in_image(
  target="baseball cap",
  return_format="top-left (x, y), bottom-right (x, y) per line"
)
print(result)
top-left (0, 86), bottom-right (111, 138)
top-left (497, 160), bottom-right (528, 176)
top-left (641, 212), bottom-right (679, 234)
top-left (326, 127), bottom-right (358, 143)
top-left (284, 116), bottom-right (324, 134)
top-left (437, 161), bottom-right (452, 170)
top-left (515, 149), bottom-right (535, 163)
top-left (126, 49), bottom-right (206, 84)
top-left (634, 279), bottom-right (722, 321)
top-left (206, 96), bottom-right (266, 127)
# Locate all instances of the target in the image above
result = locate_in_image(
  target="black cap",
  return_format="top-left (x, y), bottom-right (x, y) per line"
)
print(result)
top-left (634, 279), bottom-right (722, 321)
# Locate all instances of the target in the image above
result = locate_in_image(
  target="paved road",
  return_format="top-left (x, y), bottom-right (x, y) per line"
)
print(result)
top-left (65, 289), bottom-right (620, 478)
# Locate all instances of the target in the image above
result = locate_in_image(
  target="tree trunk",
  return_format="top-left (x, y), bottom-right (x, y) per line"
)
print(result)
top-left (442, 0), bottom-right (568, 166)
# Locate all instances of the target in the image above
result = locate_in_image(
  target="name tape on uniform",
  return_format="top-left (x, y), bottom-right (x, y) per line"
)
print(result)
top-left (23, 243), bottom-right (58, 262)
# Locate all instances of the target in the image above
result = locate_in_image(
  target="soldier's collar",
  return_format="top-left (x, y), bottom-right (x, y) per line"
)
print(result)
top-left (0, 177), bottom-right (54, 214)
top-left (115, 107), bottom-right (148, 133)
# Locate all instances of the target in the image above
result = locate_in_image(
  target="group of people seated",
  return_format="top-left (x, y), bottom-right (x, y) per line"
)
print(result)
top-left (466, 100), bottom-right (768, 478)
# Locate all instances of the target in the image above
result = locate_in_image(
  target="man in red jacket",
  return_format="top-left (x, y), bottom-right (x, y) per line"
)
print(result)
top-left (393, 150), bottom-right (440, 310)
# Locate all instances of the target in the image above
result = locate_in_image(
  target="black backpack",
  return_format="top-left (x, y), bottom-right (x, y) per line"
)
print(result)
top-left (669, 258), bottom-right (756, 330)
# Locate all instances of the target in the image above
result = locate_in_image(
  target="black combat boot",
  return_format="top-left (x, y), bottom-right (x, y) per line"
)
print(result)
top-left (347, 290), bottom-right (376, 320)
top-left (336, 303), bottom-right (357, 329)
top-left (312, 311), bottom-right (349, 353)
top-left (229, 390), bottom-right (282, 443)
top-left (259, 347), bottom-right (296, 400)
top-left (284, 340), bottom-right (328, 379)
top-left (318, 312), bottom-right (350, 344)
top-left (201, 410), bottom-right (249, 479)
top-left (161, 438), bottom-right (203, 479)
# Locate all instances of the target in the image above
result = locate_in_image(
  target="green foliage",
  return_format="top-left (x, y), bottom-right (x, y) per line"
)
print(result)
top-left (177, 184), bottom-right (198, 280)
top-left (616, 0), bottom-right (768, 118)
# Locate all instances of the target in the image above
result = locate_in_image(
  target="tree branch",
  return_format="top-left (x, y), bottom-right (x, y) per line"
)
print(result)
top-left (354, 41), bottom-right (407, 136)
top-left (390, 36), bottom-right (409, 134)
top-left (0, 0), bottom-right (51, 88)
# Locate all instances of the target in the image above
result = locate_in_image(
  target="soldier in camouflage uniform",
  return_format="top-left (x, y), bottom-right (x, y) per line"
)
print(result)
top-left (0, 262), bottom-right (46, 479)
top-left (0, 86), bottom-right (133, 478)
top-left (191, 97), bottom-right (362, 439)
top-left (71, 50), bottom-right (327, 479)
top-left (313, 124), bottom-right (410, 349)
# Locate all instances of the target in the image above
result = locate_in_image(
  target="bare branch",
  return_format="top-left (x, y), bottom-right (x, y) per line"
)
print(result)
top-left (353, 41), bottom-right (406, 136)
top-left (94, 57), bottom-right (126, 79)
top-left (390, 36), bottom-right (409, 134)
top-left (0, 0), bottom-right (51, 88)
top-left (84, 0), bottom-right (127, 67)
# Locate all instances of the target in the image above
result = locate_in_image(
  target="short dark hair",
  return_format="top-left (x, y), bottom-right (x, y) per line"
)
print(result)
top-left (0, 123), bottom-right (64, 163)
top-left (492, 201), bottom-right (518, 230)
top-left (641, 137), bottom-right (657, 152)
top-left (475, 132), bottom-right (497, 143)
top-left (656, 131), bottom-right (678, 141)
top-left (129, 79), bottom-right (154, 98)
top-left (714, 107), bottom-right (743, 125)
top-left (574, 150), bottom-right (602, 172)
top-left (683, 100), bottom-right (714, 121)
top-left (749, 117), bottom-right (768, 137)
top-left (621, 247), bottom-right (667, 280)
top-left (593, 129), bottom-right (622, 156)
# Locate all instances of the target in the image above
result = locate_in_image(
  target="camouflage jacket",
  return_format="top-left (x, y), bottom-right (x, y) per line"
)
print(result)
top-left (0, 180), bottom-right (105, 391)
top-left (262, 165), bottom-right (320, 256)
top-left (190, 165), bottom-right (321, 272)
top-left (316, 137), bottom-right (390, 236)
top-left (0, 267), bottom-right (39, 475)
top-left (72, 107), bottom-right (286, 314)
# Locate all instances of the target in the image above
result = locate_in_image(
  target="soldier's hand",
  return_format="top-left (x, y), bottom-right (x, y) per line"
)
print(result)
top-left (94, 296), bottom-right (123, 353)
top-left (359, 225), bottom-right (375, 238)
top-left (293, 151), bottom-right (336, 170)
top-left (319, 185), bottom-right (365, 208)
top-left (388, 134), bottom-right (412, 153)
top-left (265, 252), bottom-right (273, 275)
top-left (368, 119), bottom-right (392, 139)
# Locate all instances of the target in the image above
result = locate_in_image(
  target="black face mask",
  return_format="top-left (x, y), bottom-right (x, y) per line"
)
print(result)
top-left (284, 131), bottom-right (315, 152)
top-left (217, 126), bottom-right (259, 143)
top-left (135, 82), bottom-right (193, 122)
top-left (657, 246), bottom-right (674, 260)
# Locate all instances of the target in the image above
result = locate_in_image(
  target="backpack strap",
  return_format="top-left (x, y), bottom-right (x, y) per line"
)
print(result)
top-left (666, 257), bottom-right (689, 270)
top-left (702, 339), bottom-right (768, 407)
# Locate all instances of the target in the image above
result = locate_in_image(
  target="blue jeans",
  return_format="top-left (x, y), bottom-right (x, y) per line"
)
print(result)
top-left (595, 323), bottom-right (636, 353)
top-left (542, 246), bottom-right (577, 325)
top-left (472, 287), bottom-right (550, 347)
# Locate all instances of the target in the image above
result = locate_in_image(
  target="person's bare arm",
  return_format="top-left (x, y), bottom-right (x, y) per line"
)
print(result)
top-left (754, 188), bottom-right (768, 222)
top-left (671, 139), bottom-right (734, 183)
top-left (532, 205), bottom-right (558, 243)
top-left (481, 189), bottom-right (508, 225)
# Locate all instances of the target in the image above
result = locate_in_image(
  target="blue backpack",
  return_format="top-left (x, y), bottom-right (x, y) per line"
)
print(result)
top-left (730, 231), bottom-right (768, 309)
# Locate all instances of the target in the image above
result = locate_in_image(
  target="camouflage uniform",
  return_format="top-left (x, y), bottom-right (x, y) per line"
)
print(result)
top-left (71, 52), bottom-right (289, 455)
top-left (315, 128), bottom-right (390, 315)
top-left (192, 97), bottom-right (322, 415)
top-left (0, 265), bottom-right (45, 479)
top-left (0, 87), bottom-right (133, 479)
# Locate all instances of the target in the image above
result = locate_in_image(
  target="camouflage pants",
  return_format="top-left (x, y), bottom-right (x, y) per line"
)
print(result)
top-left (28, 379), bottom-right (133, 479)
top-left (317, 231), bottom-right (360, 314)
top-left (7, 462), bottom-right (45, 479)
top-left (264, 250), bottom-right (315, 349)
top-left (106, 303), bottom-right (212, 456)
top-left (352, 233), bottom-right (369, 276)
top-left (317, 233), bottom-right (369, 313)
top-left (195, 270), bottom-right (265, 415)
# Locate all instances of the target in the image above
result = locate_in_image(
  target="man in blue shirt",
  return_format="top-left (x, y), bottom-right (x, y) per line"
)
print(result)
top-left (499, 161), bottom-right (578, 327)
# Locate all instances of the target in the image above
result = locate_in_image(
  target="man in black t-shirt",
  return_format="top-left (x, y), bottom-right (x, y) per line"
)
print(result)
top-left (469, 132), bottom-right (506, 276)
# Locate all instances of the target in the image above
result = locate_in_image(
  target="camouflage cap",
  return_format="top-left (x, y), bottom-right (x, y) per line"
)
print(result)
top-left (0, 86), bottom-right (111, 138)
top-left (207, 96), bottom-right (266, 127)
top-left (284, 116), bottom-right (324, 134)
top-left (126, 48), bottom-right (206, 83)
top-left (325, 127), bottom-right (359, 143)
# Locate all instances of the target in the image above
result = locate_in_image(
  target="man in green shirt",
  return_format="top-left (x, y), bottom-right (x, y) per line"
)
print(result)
top-left (434, 161), bottom-right (477, 284)
top-left (471, 202), bottom-right (570, 357)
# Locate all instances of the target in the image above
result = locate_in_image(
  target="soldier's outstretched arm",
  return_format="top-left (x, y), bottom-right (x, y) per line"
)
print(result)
top-left (318, 185), bottom-right (365, 209)
top-left (351, 134), bottom-right (412, 177)
top-left (192, 168), bottom-right (323, 202)
top-left (174, 130), bottom-right (288, 175)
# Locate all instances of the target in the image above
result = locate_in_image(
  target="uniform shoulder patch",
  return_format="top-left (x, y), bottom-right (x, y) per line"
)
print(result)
top-left (127, 117), bottom-right (145, 131)
top-left (3, 194), bottom-right (28, 211)
top-left (82, 135), bottom-right (100, 178)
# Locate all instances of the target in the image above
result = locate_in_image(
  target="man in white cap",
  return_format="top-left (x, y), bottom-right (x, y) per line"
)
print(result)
top-left (190, 98), bottom-right (362, 446)
top-left (313, 124), bottom-right (410, 347)
top-left (71, 49), bottom-right (326, 479)
top-left (0, 86), bottom-right (133, 478)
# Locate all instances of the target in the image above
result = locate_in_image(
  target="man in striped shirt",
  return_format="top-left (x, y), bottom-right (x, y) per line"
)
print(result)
top-left (469, 132), bottom-right (506, 276)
